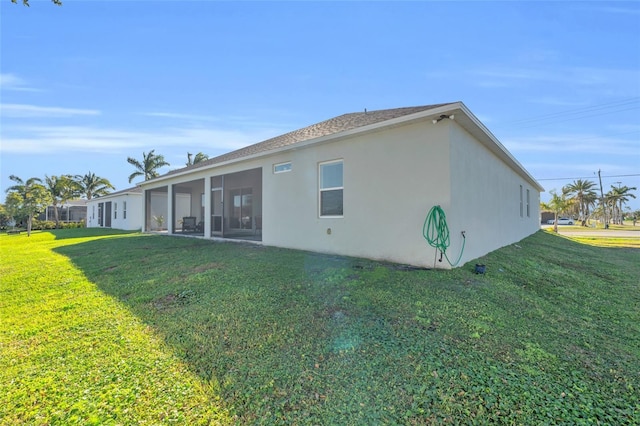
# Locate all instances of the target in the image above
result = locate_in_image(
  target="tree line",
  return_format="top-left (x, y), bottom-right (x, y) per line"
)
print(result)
top-left (541, 178), bottom-right (638, 232)
top-left (2, 151), bottom-right (209, 236)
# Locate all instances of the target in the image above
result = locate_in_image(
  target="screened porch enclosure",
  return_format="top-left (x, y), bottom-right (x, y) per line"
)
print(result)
top-left (172, 178), bottom-right (205, 235)
top-left (144, 168), bottom-right (262, 240)
top-left (211, 168), bottom-right (262, 240)
top-left (144, 187), bottom-right (168, 231)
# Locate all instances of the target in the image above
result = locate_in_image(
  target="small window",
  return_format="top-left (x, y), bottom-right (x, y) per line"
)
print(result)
top-left (526, 189), bottom-right (530, 218)
top-left (274, 162), bottom-right (292, 173)
top-left (319, 160), bottom-right (343, 217)
top-left (123, 201), bottom-right (127, 219)
top-left (519, 185), bottom-right (523, 217)
top-left (114, 202), bottom-right (118, 219)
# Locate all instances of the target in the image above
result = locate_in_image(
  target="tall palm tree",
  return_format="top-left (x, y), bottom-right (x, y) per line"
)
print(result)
top-left (75, 172), bottom-right (115, 200)
top-left (186, 152), bottom-right (209, 166)
top-left (127, 150), bottom-right (170, 183)
top-left (605, 189), bottom-right (622, 225)
top-left (44, 175), bottom-right (62, 227)
top-left (606, 185), bottom-right (637, 225)
top-left (563, 179), bottom-right (597, 226)
top-left (5, 175), bottom-right (52, 236)
top-left (582, 191), bottom-right (598, 225)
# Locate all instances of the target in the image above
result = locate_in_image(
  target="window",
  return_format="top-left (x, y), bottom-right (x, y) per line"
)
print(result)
top-left (123, 201), bottom-right (127, 219)
top-left (114, 202), bottom-right (118, 219)
top-left (319, 160), bottom-right (343, 217)
top-left (92, 205), bottom-right (95, 219)
top-left (526, 189), bottom-right (530, 217)
top-left (274, 161), bottom-right (292, 173)
top-left (519, 185), bottom-right (523, 217)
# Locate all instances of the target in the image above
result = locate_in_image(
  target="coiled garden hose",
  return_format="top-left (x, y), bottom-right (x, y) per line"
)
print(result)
top-left (423, 205), bottom-right (466, 267)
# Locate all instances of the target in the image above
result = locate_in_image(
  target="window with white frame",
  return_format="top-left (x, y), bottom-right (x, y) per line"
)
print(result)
top-left (92, 205), bottom-right (95, 219)
top-left (526, 189), bottom-right (530, 217)
top-left (123, 201), bottom-right (127, 219)
top-left (274, 161), bottom-right (292, 173)
top-left (519, 185), bottom-right (523, 217)
top-left (319, 160), bottom-right (343, 217)
top-left (114, 202), bottom-right (118, 219)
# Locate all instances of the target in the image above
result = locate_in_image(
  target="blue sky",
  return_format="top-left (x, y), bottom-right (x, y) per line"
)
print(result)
top-left (1, 1), bottom-right (639, 209)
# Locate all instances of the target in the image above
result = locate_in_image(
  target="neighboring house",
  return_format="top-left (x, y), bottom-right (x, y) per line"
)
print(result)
top-left (38, 199), bottom-right (87, 223)
top-left (86, 187), bottom-right (143, 231)
top-left (137, 102), bottom-right (544, 269)
top-left (540, 211), bottom-right (555, 224)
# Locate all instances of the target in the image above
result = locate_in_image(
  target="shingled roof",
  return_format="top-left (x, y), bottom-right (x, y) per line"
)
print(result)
top-left (166, 103), bottom-right (454, 176)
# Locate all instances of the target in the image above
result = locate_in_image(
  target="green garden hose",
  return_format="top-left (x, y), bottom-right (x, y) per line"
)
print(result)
top-left (423, 205), bottom-right (466, 267)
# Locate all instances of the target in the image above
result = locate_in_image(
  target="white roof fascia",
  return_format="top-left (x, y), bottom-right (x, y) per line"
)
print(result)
top-left (89, 189), bottom-right (142, 201)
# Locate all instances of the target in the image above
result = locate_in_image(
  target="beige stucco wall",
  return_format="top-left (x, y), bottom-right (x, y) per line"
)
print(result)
top-left (261, 120), bottom-right (451, 267)
top-left (140, 115), bottom-right (540, 269)
top-left (447, 123), bottom-right (540, 264)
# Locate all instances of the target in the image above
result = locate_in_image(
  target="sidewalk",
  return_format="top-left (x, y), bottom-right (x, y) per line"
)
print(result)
top-left (541, 225), bottom-right (640, 238)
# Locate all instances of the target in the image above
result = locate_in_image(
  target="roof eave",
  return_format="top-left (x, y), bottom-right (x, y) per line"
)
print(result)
top-left (139, 103), bottom-right (462, 187)
top-left (140, 102), bottom-right (544, 193)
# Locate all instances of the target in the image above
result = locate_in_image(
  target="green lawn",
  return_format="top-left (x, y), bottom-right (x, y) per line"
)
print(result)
top-left (1, 229), bottom-right (638, 424)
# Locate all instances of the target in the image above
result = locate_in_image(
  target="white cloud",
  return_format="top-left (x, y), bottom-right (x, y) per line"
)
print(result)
top-left (0, 124), bottom-right (283, 156)
top-left (527, 97), bottom-right (589, 107)
top-left (1, 103), bottom-right (101, 118)
top-left (530, 162), bottom-right (634, 182)
top-left (141, 110), bottom-right (295, 130)
top-left (469, 66), bottom-right (640, 94)
top-left (587, 6), bottom-right (640, 16)
top-left (503, 134), bottom-right (640, 156)
top-left (141, 111), bottom-right (222, 122)
top-left (0, 73), bottom-right (39, 92)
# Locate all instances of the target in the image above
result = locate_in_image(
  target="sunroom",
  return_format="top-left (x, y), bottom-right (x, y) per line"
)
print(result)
top-left (143, 167), bottom-right (262, 241)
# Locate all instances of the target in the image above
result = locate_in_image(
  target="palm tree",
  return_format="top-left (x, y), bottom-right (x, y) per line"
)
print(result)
top-left (541, 190), bottom-right (571, 233)
top-left (563, 179), bottom-right (597, 226)
top-left (606, 185), bottom-right (637, 225)
top-left (186, 152), bottom-right (209, 166)
top-left (44, 175), bottom-right (78, 228)
top-left (127, 150), bottom-right (170, 183)
top-left (75, 172), bottom-right (115, 200)
top-left (5, 175), bottom-right (52, 236)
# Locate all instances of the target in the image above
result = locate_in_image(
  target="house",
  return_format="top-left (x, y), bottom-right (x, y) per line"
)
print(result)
top-left (86, 187), bottom-right (143, 231)
top-left (137, 102), bottom-right (543, 269)
top-left (38, 199), bottom-right (87, 223)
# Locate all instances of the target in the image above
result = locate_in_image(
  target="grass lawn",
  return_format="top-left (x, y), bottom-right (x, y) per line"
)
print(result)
top-left (1, 229), bottom-right (638, 424)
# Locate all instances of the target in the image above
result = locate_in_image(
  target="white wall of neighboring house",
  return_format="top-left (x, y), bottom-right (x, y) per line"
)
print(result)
top-left (86, 190), bottom-right (143, 231)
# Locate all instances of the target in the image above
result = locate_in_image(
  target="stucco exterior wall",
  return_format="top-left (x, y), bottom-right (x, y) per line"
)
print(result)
top-left (86, 193), bottom-right (143, 231)
top-left (447, 122), bottom-right (540, 264)
top-left (139, 111), bottom-right (541, 269)
top-left (261, 120), bottom-right (451, 267)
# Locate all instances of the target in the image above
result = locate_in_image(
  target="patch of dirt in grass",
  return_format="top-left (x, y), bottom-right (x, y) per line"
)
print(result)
top-left (155, 293), bottom-right (178, 308)
top-left (152, 290), bottom-right (195, 310)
